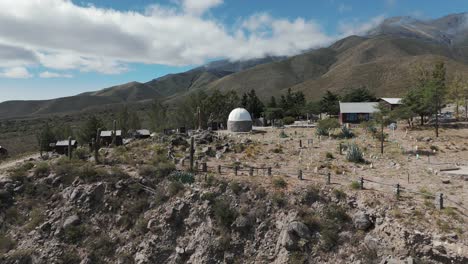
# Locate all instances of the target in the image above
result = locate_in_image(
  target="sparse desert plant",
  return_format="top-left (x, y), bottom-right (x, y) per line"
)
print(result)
top-left (279, 130), bottom-right (288, 138)
top-left (325, 152), bottom-right (334, 159)
top-left (302, 185), bottom-right (320, 204)
top-left (168, 181), bottom-right (185, 196)
top-left (213, 199), bottom-right (237, 228)
top-left (271, 145), bottom-right (283, 153)
top-left (25, 208), bottom-right (45, 231)
top-left (282, 116), bottom-right (295, 125)
top-left (316, 118), bottom-right (340, 136)
top-left (272, 192), bottom-right (287, 207)
top-left (272, 177), bottom-right (287, 189)
top-left (201, 192), bottom-right (217, 203)
top-left (88, 234), bottom-right (117, 261)
top-left (229, 182), bottom-right (242, 195)
top-left (244, 145), bottom-right (260, 158)
top-left (169, 171), bottom-right (195, 184)
top-left (138, 165), bottom-right (158, 177)
top-left (0, 233), bottom-right (16, 253)
top-left (346, 143), bottom-right (364, 163)
top-left (340, 126), bottom-right (354, 139)
top-left (62, 224), bottom-right (87, 244)
top-left (73, 147), bottom-right (89, 160)
top-left (350, 181), bottom-right (360, 190)
top-left (60, 249), bottom-right (81, 264)
top-left (34, 162), bottom-right (50, 177)
top-left (289, 252), bottom-right (306, 264)
top-left (333, 189), bottom-right (347, 201)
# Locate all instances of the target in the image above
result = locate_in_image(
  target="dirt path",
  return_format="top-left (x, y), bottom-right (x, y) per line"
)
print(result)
top-left (0, 153), bottom-right (41, 176)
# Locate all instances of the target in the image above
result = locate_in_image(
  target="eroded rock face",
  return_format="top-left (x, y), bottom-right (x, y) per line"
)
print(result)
top-left (63, 215), bottom-right (80, 229)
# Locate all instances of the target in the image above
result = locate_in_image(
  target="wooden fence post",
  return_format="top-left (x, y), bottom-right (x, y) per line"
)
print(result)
top-left (234, 166), bottom-right (238, 176)
top-left (189, 137), bottom-right (194, 171)
top-left (267, 167), bottom-right (272, 176)
top-left (339, 143), bottom-right (343, 155)
top-left (437, 193), bottom-right (444, 210)
top-left (218, 165), bottom-right (222, 174)
top-left (360, 177), bottom-right (364, 190)
top-left (195, 161), bottom-right (199, 172)
top-left (298, 169), bottom-right (303, 180)
top-left (249, 167), bottom-right (254, 176)
top-left (202, 162), bottom-right (207, 172)
top-left (395, 183), bottom-right (400, 198)
top-left (299, 140), bottom-right (302, 149)
top-left (327, 172), bottom-right (331, 185)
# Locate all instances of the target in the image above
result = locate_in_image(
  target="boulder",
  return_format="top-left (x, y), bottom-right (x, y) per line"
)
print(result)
top-left (278, 221), bottom-right (311, 250)
top-left (353, 211), bottom-right (372, 231)
top-left (63, 214), bottom-right (80, 229)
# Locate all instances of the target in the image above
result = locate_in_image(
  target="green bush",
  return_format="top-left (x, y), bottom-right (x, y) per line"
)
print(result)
top-left (229, 182), bottom-right (242, 195)
top-left (346, 143), bottom-right (364, 163)
top-left (279, 130), bottom-right (288, 138)
top-left (316, 118), bottom-right (340, 136)
top-left (168, 181), bottom-right (185, 196)
top-left (77, 164), bottom-right (103, 182)
top-left (272, 192), bottom-right (287, 207)
top-left (62, 224), bottom-right (87, 244)
top-left (138, 165), bottom-right (158, 177)
top-left (201, 192), bottom-right (217, 203)
top-left (169, 171), bottom-right (195, 184)
top-left (0, 233), bottom-right (15, 253)
top-left (340, 126), bottom-right (354, 139)
top-left (282, 116), bottom-right (296, 125)
top-left (272, 177), bottom-right (287, 189)
top-left (325, 152), bottom-right (334, 159)
top-left (25, 208), bottom-right (45, 231)
top-left (350, 181), bottom-right (360, 190)
top-left (333, 189), bottom-right (347, 201)
top-left (34, 162), bottom-right (50, 177)
top-left (73, 147), bottom-right (89, 160)
top-left (8, 162), bottom-right (34, 182)
top-left (213, 199), bottom-right (237, 228)
top-left (88, 234), bottom-right (116, 261)
top-left (60, 249), bottom-right (81, 264)
top-left (302, 185), bottom-right (320, 204)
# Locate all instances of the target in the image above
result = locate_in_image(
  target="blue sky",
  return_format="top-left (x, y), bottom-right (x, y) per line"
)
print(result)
top-left (0, 0), bottom-right (466, 102)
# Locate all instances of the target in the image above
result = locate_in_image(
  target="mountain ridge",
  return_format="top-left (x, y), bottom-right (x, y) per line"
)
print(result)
top-left (1, 13), bottom-right (468, 119)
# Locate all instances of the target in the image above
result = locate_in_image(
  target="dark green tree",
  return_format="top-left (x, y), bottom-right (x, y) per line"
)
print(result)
top-left (342, 87), bottom-right (377, 102)
top-left (268, 96), bottom-right (277, 108)
top-left (37, 123), bottom-right (57, 152)
top-left (319, 91), bottom-right (340, 116)
top-left (79, 115), bottom-right (105, 144)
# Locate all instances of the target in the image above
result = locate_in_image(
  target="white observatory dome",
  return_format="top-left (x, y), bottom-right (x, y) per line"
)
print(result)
top-left (228, 108), bottom-right (252, 122)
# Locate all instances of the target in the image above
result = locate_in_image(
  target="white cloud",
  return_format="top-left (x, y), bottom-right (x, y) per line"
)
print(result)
top-left (0, 67), bottom-right (33, 78)
top-left (181, 0), bottom-right (223, 16)
top-left (39, 71), bottom-right (73, 78)
top-left (338, 4), bottom-right (352, 13)
top-left (0, 0), bottom-right (385, 75)
top-left (338, 15), bottom-right (386, 36)
top-left (385, 0), bottom-right (397, 7)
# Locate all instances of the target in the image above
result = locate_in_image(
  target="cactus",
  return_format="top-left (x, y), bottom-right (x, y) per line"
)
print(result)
top-left (346, 143), bottom-right (364, 163)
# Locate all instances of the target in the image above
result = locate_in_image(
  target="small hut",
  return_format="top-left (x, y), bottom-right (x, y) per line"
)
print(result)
top-left (54, 140), bottom-right (78, 155)
top-left (134, 129), bottom-right (151, 139)
top-left (228, 108), bottom-right (253, 132)
top-left (100, 130), bottom-right (123, 146)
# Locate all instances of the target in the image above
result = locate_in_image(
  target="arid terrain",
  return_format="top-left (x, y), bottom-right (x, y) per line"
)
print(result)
top-left (0, 123), bottom-right (466, 264)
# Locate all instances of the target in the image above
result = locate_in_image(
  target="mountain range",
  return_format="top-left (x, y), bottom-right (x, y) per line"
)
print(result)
top-left (1, 12), bottom-right (468, 119)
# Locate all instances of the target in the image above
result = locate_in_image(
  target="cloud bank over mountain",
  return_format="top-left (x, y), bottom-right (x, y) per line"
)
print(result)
top-left (0, 0), bottom-right (383, 77)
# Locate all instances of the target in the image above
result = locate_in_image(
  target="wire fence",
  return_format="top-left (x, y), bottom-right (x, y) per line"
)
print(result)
top-left (186, 161), bottom-right (467, 215)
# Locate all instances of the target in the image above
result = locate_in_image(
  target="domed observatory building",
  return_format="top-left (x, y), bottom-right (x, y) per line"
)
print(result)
top-left (228, 108), bottom-right (253, 132)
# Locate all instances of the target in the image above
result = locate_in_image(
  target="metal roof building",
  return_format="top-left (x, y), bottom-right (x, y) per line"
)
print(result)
top-left (339, 102), bottom-right (379, 124)
top-left (100, 130), bottom-right (122, 137)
